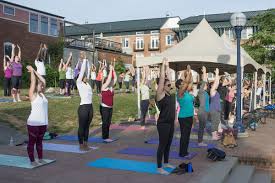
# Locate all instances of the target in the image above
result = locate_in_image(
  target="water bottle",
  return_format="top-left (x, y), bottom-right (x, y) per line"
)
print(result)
top-left (9, 136), bottom-right (14, 146)
top-left (188, 162), bottom-right (193, 173)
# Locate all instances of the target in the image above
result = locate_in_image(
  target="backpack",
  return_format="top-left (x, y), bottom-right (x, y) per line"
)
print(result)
top-left (207, 148), bottom-right (226, 161)
top-left (222, 129), bottom-right (237, 148)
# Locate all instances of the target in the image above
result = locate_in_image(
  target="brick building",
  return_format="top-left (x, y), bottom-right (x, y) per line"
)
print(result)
top-left (65, 17), bottom-right (180, 64)
top-left (0, 0), bottom-right (64, 75)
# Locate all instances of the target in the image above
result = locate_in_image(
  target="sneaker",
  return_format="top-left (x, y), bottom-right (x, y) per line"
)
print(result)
top-left (157, 168), bottom-right (169, 175)
top-left (164, 163), bottom-right (175, 169)
top-left (79, 144), bottom-right (86, 151)
top-left (198, 142), bottom-right (208, 147)
top-left (17, 99), bottom-right (22, 102)
top-left (13, 99), bottom-right (17, 103)
top-left (38, 159), bottom-right (47, 164)
top-left (30, 161), bottom-right (40, 167)
top-left (103, 139), bottom-right (113, 143)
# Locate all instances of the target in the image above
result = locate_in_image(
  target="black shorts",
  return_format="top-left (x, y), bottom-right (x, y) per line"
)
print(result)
top-left (11, 76), bottom-right (22, 89)
top-left (59, 79), bottom-right (66, 89)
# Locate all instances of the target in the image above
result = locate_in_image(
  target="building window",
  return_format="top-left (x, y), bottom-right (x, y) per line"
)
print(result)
top-left (150, 36), bottom-right (159, 49)
top-left (4, 6), bottom-right (15, 16)
top-left (166, 35), bottom-right (173, 46)
top-left (136, 37), bottom-right (144, 49)
top-left (50, 18), bottom-right (58, 36)
top-left (225, 28), bottom-right (234, 40)
top-left (122, 38), bottom-right (129, 48)
top-left (136, 53), bottom-right (144, 57)
top-left (150, 30), bottom-right (159, 35)
top-left (30, 13), bottom-right (39, 33)
top-left (4, 42), bottom-right (13, 57)
top-left (136, 31), bottom-right (144, 35)
top-left (41, 16), bottom-right (48, 35)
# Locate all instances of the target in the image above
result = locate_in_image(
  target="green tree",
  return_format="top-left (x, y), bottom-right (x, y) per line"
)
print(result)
top-left (48, 37), bottom-right (64, 68)
top-left (243, 9), bottom-right (275, 82)
top-left (114, 57), bottom-right (126, 74)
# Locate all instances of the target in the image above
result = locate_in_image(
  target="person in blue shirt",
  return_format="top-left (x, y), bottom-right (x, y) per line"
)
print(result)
top-left (177, 65), bottom-right (194, 157)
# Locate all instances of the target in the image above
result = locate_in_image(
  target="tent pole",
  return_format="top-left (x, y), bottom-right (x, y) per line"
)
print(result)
top-left (137, 67), bottom-right (141, 119)
top-left (262, 73), bottom-right (266, 106)
top-left (269, 75), bottom-right (272, 104)
top-left (254, 72), bottom-right (257, 109)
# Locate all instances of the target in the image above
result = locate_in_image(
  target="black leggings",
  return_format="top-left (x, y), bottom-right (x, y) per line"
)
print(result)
top-left (78, 104), bottom-right (93, 144)
top-left (140, 100), bottom-right (149, 126)
top-left (96, 80), bottom-right (102, 94)
top-left (178, 117), bottom-right (193, 156)
top-left (4, 78), bottom-right (11, 96)
top-left (224, 101), bottom-right (232, 120)
top-left (66, 79), bottom-right (73, 95)
top-left (157, 123), bottom-right (174, 168)
top-left (100, 106), bottom-right (113, 139)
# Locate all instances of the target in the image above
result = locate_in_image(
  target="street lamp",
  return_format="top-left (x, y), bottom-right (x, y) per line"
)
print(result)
top-left (230, 12), bottom-right (247, 133)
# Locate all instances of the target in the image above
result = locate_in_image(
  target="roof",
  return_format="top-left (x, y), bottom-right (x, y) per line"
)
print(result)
top-left (136, 18), bottom-right (267, 74)
top-left (0, 0), bottom-right (64, 18)
top-left (65, 17), bottom-right (173, 36)
top-left (179, 10), bottom-right (268, 25)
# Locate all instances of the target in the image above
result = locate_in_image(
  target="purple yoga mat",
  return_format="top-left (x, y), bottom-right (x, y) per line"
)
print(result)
top-left (117, 147), bottom-right (197, 160)
top-left (146, 138), bottom-right (215, 148)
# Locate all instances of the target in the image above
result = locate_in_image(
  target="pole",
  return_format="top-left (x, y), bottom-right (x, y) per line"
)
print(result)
top-left (235, 26), bottom-right (244, 132)
top-left (137, 67), bottom-right (141, 118)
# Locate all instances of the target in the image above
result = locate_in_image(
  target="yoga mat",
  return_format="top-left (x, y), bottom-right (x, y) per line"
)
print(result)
top-left (43, 143), bottom-right (98, 153)
top-left (87, 157), bottom-right (174, 175)
top-left (56, 135), bottom-right (118, 143)
top-left (117, 147), bottom-right (197, 160)
top-left (146, 138), bottom-right (215, 148)
top-left (0, 154), bottom-right (55, 169)
top-left (0, 98), bottom-right (13, 103)
top-left (46, 95), bottom-right (71, 99)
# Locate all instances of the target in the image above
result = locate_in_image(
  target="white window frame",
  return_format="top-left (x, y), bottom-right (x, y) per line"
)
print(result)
top-left (3, 5), bottom-right (15, 16)
top-left (122, 38), bottom-right (129, 48)
top-left (40, 16), bottom-right (49, 35)
top-left (136, 37), bottom-right (144, 49)
top-left (50, 18), bottom-right (58, 36)
top-left (29, 13), bottom-right (39, 33)
top-left (150, 36), bottom-right (159, 49)
top-left (136, 31), bottom-right (144, 36)
top-left (166, 35), bottom-right (173, 46)
top-left (150, 30), bottom-right (159, 35)
top-left (3, 42), bottom-right (13, 57)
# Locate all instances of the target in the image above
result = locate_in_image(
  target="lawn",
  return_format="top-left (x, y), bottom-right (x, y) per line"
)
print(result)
top-left (0, 89), bottom-right (138, 134)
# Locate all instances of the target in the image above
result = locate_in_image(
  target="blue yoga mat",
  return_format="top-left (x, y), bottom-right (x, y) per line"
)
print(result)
top-left (117, 147), bottom-right (197, 160)
top-left (55, 135), bottom-right (118, 143)
top-left (43, 143), bottom-right (98, 153)
top-left (146, 138), bottom-right (215, 148)
top-left (0, 98), bottom-right (13, 103)
top-left (0, 154), bottom-right (55, 169)
top-left (87, 157), bottom-right (174, 175)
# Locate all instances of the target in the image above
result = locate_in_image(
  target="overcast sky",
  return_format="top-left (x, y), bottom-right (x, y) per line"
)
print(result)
top-left (7, 0), bottom-right (275, 23)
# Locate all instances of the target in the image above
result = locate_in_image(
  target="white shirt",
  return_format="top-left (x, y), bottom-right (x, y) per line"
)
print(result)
top-left (35, 60), bottom-right (46, 76)
top-left (91, 71), bottom-right (97, 80)
top-left (140, 84), bottom-right (150, 100)
top-left (77, 82), bottom-right (93, 105)
top-left (103, 69), bottom-right (107, 78)
top-left (66, 67), bottom-right (74, 79)
top-left (27, 93), bottom-right (48, 126)
top-left (256, 87), bottom-right (262, 96)
top-left (124, 74), bottom-right (130, 82)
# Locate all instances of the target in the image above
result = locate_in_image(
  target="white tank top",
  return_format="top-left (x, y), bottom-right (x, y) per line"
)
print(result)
top-left (27, 93), bottom-right (48, 126)
top-left (66, 67), bottom-right (74, 79)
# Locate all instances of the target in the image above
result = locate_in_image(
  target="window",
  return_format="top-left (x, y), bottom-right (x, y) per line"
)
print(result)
top-left (150, 30), bottom-right (159, 35)
top-left (225, 28), bottom-right (234, 40)
top-left (136, 31), bottom-right (144, 35)
top-left (150, 36), bottom-right (159, 49)
top-left (122, 38), bottom-right (129, 48)
top-left (30, 13), bottom-right (39, 33)
top-left (4, 6), bottom-right (15, 16)
top-left (136, 37), bottom-right (144, 49)
top-left (50, 18), bottom-right (58, 36)
top-left (4, 42), bottom-right (12, 57)
top-left (41, 16), bottom-right (48, 35)
top-left (166, 35), bottom-right (173, 46)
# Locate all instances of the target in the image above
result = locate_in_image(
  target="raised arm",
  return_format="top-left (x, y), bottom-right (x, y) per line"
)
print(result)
top-left (102, 65), bottom-right (113, 90)
top-left (199, 66), bottom-right (207, 92)
top-left (36, 44), bottom-right (43, 60)
top-left (210, 68), bottom-right (220, 96)
top-left (3, 56), bottom-right (7, 70)
top-left (65, 52), bottom-right (73, 67)
top-left (141, 66), bottom-right (146, 85)
top-left (77, 58), bottom-right (87, 83)
top-left (27, 66), bottom-right (36, 100)
top-left (58, 59), bottom-right (64, 72)
top-left (113, 67), bottom-right (117, 85)
top-left (11, 44), bottom-right (15, 62)
top-left (17, 45), bottom-right (21, 60)
top-left (156, 58), bottom-right (167, 100)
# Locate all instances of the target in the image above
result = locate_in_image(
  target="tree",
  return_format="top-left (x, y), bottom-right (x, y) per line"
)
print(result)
top-left (243, 9), bottom-right (275, 82)
top-left (114, 57), bottom-right (126, 74)
top-left (48, 37), bottom-right (64, 68)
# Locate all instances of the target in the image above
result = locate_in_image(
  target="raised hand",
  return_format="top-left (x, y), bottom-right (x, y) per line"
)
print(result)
top-left (12, 44), bottom-right (16, 49)
top-left (214, 68), bottom-right (219, 76)
top-left (201, 66), bottom-right (206, 73)
top-left (26, 65), bottom-right (34, 72)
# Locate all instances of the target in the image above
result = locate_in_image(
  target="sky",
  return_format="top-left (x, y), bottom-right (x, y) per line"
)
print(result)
top-left (7, 0), bottom-right (275, 24)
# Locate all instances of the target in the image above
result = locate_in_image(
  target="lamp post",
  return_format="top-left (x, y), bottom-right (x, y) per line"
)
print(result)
top-left (230, 12), bottom-right (247, 133)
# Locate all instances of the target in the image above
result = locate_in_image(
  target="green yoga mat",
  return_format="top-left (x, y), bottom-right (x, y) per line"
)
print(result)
top-left (0, 154), bottom-right (55, 169)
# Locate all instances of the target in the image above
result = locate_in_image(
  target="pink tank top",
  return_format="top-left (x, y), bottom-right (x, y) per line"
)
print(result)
top-left (12, 62), bottom-right (22, 76)
top-left (4, 67), bottom-right (12, 78)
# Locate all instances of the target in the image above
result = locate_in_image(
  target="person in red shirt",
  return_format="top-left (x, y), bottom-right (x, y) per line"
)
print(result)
top-left (96, 62), bottom-right (104, 95)
top-left (100, 65), bottom-right (117, 143)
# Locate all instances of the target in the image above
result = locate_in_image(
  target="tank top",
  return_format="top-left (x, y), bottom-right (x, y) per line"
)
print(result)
top-left (59, 70), bottom-right (66, 80)
top-left (210, 92), bottom-right (221, 112)
top-left (66, 67), bottom-right (74, 79)
top-left (91, 71), bottom-right (96, 80)
top-left (178, 92), bottom-right (194, 118)
top-left (101, 89), bottom-right (114, 107)
top-left (4, 67), bottom-right (12, 78)
top-left (157, 94), bottom-right (175, 124)
top-left (27, 93), bottom-right (48, 126)
top-left (204, 91), bottom-right (210, 112)
top-left (12, 62), bottom-right (22, 76)
top-left (96, 71), bottom-right (103, 81)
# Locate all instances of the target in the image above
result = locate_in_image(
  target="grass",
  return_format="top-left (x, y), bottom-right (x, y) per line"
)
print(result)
top-left (0, 89), bottom-right (138, 134)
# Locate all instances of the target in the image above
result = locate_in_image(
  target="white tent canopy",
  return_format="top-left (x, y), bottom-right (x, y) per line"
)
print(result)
top-left (136, 18), bottom-right (269, 74)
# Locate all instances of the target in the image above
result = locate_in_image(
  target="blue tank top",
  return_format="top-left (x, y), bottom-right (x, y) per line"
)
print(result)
top-left (204, 91), bottom-right (210, 112)
top-left (210, 92), bottom-right (221, 112)
top-left (178, 92), bottom-right (194, 118)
